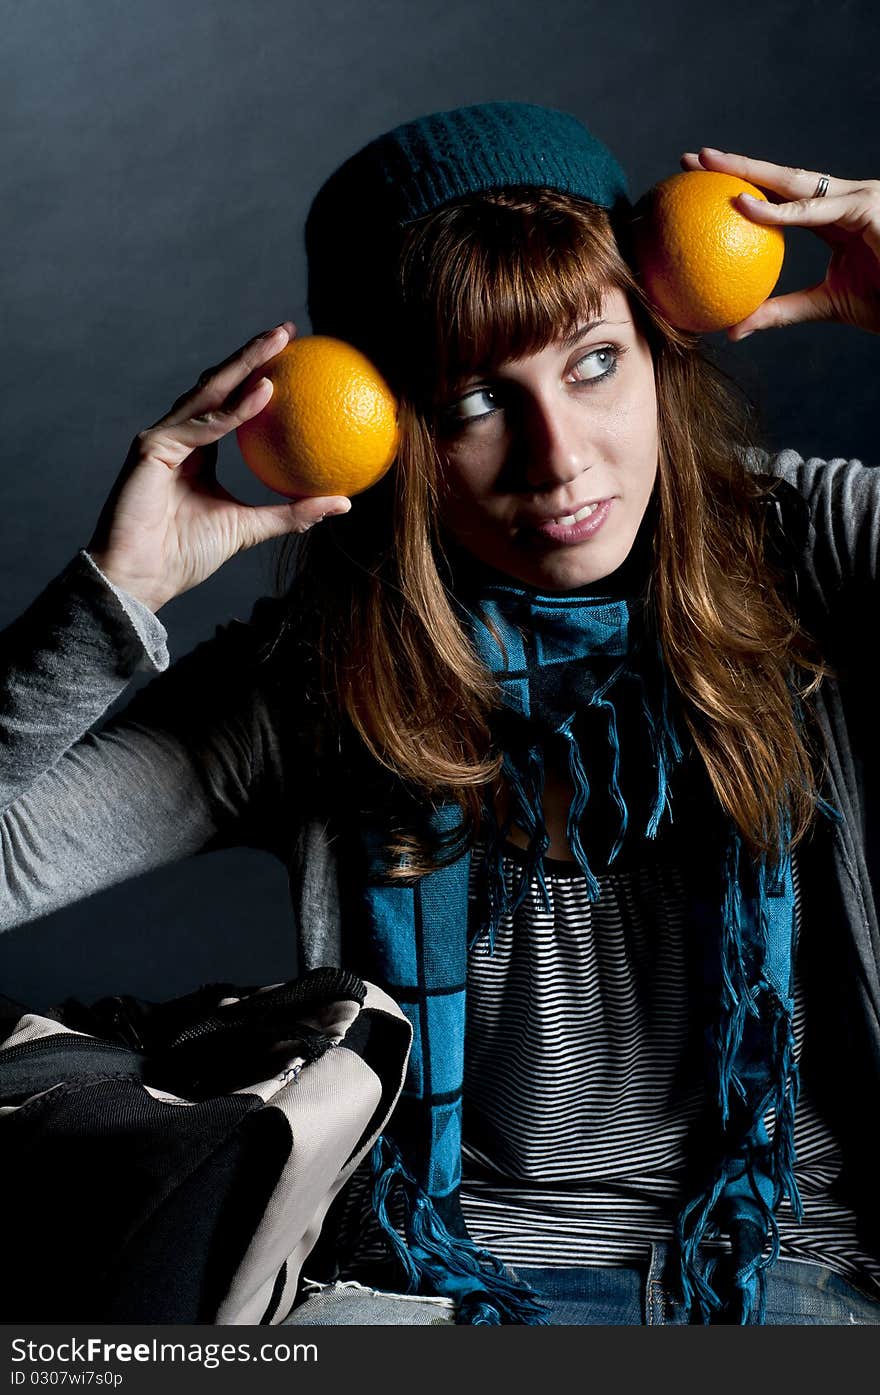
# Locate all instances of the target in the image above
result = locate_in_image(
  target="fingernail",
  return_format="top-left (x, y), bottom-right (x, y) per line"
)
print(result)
top-left (701, 146), bottom-right (724, 157)
top-left (328, 500), bottom-right (352, 515)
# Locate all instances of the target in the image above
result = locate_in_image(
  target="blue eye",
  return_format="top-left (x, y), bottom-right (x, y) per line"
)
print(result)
top-left (440, 344), bottom-right (623, 433)
top-left (446, 387), bottom-right (501, 425)
top-left (571, 346), bottom-right (619, 382)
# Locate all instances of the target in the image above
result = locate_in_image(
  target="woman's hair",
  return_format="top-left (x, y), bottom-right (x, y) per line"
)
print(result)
top-left (274, 188), bottom-right (831, 874)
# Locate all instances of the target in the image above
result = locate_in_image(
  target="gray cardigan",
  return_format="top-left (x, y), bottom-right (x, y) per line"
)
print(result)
top-left (1, 449), bottom-right (879, 1230)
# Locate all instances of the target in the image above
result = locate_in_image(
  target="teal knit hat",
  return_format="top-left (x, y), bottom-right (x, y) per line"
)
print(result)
top-left (305, 102), bottom-right (629, 368)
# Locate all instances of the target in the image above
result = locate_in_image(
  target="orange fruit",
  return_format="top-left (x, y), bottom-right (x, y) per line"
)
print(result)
top-left (632, 171), bottom-right (785, 332)
top-left (236, 336), bottom-right (398, 497)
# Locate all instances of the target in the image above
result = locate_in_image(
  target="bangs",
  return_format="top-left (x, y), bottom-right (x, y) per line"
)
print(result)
top-left (396, 190), bottom-right (637, 408)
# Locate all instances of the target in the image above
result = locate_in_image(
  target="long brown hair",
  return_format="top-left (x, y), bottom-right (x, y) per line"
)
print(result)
top-left (274, 189), bottom-right (831, 871)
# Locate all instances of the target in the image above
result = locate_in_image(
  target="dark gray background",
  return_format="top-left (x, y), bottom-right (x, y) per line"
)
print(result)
top-left (1, 0), bottom-right (877, 1009)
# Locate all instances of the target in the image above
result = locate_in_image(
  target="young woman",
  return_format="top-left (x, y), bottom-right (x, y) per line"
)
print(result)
top-left (2, 103), bottom-right (879, 1326)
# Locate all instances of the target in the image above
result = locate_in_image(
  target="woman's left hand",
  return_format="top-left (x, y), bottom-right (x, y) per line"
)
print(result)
top-left (680, 147), bottom-right (880, 340)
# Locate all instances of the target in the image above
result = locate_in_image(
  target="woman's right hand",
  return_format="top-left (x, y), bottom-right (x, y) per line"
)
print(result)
top-left (85, 322), bottom-right (351, 612)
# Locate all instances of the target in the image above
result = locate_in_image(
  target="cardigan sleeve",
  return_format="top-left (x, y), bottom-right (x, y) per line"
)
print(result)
top-left (745, 447), bottom-right (880, 698)
top-left (0, 550), bottom-right (292, 934)
top-left (757, 449), bottom-right (880, 592)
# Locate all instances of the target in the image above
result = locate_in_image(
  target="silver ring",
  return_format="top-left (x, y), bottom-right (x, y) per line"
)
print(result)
top-left (813, 174), bottom-right (830, 198)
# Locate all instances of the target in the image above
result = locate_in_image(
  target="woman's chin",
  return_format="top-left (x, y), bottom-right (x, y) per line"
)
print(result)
top-left (445, 522), bottom-right (643, 593)
top-left (505, 539), bottom-right (634, 592)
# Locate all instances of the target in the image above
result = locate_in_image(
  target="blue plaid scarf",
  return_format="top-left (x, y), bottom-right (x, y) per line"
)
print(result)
top-left (353, 575), bottom-right (814, 1325)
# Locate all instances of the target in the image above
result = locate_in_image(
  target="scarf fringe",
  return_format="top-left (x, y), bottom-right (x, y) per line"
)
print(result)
top-left (459, 1298), bottom-right (503, 1324)
top-left (637, 649), bottom-right (684, 839)
top-left (593, 694), bottom-right (629, 863)
top-left (717, 831), bottom-right (754, 1123)
top-left (769, 1006), bottom-right (804, 1222)
top-left (473, 788), bottom-right (509, 957)
top-left (699, 1255), bottom-right (769, 1326)
top-left (471, 744), bottom-right (550, 954)
top-left (369, 1136), bottom-right (550, 1325)
top-left (369, 1134), bottom-right (422, 1290)
top-left (473, 624), bottom-right (686, 939)
top-left (677, 1160), bottom-right (778, 1325)
top-left (816, 794), bottom-right (844, 823)
top-left (503, 744), bottom-right (551, 917)
top-left (557, 715), bottom-right (602, 899)
top-left (674, 813), bottom-right (803, 1325)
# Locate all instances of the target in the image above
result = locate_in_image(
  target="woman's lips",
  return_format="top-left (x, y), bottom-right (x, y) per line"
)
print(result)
top-left (523, 498), bottom-right (614, 546)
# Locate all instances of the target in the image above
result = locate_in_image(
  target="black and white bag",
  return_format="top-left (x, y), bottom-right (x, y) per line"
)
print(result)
top-left (0, 967), bottom-right (411, 1324)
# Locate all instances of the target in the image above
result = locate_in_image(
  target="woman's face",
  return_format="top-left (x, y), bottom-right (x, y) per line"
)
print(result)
top-left (435, 287), bottom-right (659, 592)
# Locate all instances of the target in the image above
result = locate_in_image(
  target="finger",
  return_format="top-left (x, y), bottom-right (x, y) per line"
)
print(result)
top-left (735, 189), bottom-right (861, 230)
top-left (727, 283), bottom-right (834, 340)
top-left (139, 374), bottom-right (277, 470)
top-left (157, 322), bottom-right (295, 429)
top-left (683, 147), bottom-right (852, 203)
top-left (234, 496), bottom-right (354, 549)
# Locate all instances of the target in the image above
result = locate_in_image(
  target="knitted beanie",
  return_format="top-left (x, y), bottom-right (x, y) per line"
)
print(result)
top-left (304, 102), bottom-right (629, 373)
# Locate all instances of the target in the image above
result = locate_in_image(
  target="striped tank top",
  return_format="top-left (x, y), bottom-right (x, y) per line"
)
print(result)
top-left (458, 841), bottom-right (880, 1296)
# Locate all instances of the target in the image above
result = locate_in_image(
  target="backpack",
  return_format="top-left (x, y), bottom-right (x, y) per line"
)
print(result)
top-left (0, 966), bottom-right (411, 1324)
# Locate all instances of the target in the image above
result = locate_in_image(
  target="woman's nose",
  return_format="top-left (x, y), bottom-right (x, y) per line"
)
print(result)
top-left (519, 393), bottom-right (590, 492)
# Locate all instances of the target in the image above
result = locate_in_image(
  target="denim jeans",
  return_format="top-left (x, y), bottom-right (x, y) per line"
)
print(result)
top-left (284, 1244), bottom-right (880, 1325)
